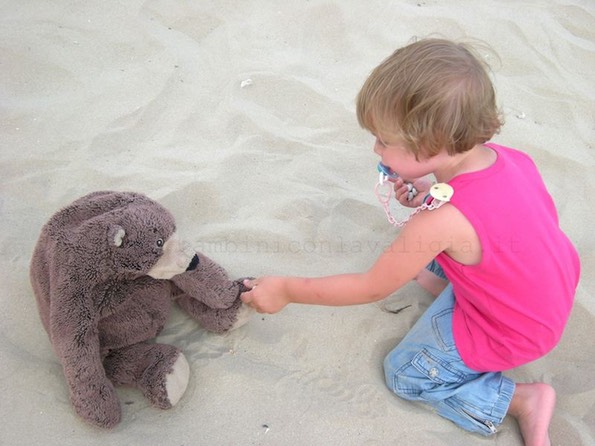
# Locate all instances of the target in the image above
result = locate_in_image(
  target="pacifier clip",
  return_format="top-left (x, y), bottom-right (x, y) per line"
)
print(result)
top-left (374, 162), bottom-right (454, 228)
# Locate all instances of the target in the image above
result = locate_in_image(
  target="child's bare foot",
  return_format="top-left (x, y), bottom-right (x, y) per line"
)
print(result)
top-left (508, 383), bottom-right (556, 446)
top-left (415, 268), bottom-right (448, 297)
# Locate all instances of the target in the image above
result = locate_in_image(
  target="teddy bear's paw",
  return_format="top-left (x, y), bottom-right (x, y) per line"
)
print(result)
top-left (72, 381), bottom-right (121, 428)
top-left (235, 277), bottom-right (255, 294)
top-left (229, 303), bottom-right (255, 331)
top-left (165, 353), bottom-right (190, 407)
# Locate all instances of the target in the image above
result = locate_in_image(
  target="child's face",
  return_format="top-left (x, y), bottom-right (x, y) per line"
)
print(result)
top-left (373, 135), bottom-right (439, 180)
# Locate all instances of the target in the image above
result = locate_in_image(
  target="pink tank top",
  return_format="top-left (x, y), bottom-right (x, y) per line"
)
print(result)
top-left (436, 143), bottom-right (580, 372)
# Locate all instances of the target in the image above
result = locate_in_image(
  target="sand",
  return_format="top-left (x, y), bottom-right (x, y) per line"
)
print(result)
top-left (1, 1), bottom-right (594, 445)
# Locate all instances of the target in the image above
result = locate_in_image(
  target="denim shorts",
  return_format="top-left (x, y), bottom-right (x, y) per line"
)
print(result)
top-left (383, 261), bottom-right (515, 436)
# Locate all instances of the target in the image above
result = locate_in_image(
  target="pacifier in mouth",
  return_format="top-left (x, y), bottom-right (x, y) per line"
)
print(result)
top-left (377, 162), bottom-right (399, 183)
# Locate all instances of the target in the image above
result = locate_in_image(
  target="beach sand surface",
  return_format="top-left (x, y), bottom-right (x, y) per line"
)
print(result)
top-left (1, 1), bottom-right (594, 445)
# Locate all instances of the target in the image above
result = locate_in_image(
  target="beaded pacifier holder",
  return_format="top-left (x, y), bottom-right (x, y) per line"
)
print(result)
top-left (374, 162), bottom-right (454, 227)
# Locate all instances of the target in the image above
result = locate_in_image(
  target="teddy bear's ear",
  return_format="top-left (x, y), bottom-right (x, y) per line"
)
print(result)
top-left (108, 225), bottom-right (126, 247)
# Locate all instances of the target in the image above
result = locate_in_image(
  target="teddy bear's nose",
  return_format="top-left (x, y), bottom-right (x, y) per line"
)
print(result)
top-left (186, 254), bottom-right (200, 271)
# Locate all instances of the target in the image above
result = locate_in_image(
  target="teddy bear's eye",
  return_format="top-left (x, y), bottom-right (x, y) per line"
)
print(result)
top-left (156, 239), bottom-right (164, 248)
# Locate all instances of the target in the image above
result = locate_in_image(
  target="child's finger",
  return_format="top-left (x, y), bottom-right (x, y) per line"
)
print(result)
top-left (243, 278), bottom-right (257, 289)
top-left (240, 289), bottom-right (253, 304)
top-left (394, 184), bottom-right (409, 202)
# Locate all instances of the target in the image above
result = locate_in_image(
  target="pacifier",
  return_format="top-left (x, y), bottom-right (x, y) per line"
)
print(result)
top-left (377, 162), bottom-right (399, 183)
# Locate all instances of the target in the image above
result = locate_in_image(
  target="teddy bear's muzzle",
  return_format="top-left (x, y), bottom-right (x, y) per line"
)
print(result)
top-left (186, 254), bottom-right (199, 272)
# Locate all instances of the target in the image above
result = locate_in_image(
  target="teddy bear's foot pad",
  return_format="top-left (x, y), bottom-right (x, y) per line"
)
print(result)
top-left (106, 343), bottom-right (190, 409)
top-left (165, 353), bottom-right (190, 407)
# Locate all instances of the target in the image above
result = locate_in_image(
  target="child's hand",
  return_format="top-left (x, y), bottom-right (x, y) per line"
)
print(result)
top-left (394, 177), bottom-right (433, 208)
top-left (240, 277), bottom-right (290, 314)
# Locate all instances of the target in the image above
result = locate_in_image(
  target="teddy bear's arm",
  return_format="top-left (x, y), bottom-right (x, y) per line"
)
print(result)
top-left (176, 295), bottom-right (250, 334)
top-left (170, 253), bottom-right (241, 309)
top-left (50, 291), bottom-right (121, 428)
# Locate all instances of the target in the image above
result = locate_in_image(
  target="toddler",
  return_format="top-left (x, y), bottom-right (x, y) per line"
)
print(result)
top-left (240, 38), bottom-right (580, 446)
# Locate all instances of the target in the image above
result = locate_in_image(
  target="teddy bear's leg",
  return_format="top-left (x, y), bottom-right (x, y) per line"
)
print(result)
top-left (103, 342), bottom-right (190, 409)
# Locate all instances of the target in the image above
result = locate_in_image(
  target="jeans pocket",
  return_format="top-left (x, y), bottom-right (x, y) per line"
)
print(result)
top-left (432, 308), bottom-right (457, 352)
top-left (411, 348), bottom-right (465, 385)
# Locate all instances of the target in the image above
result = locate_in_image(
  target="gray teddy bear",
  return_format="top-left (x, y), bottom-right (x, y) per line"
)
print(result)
top-left (30, 191), bottom-right (253, 428)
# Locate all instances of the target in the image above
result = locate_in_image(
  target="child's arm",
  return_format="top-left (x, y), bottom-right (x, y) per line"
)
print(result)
top-left (241, 203), bottom-right (470, 313)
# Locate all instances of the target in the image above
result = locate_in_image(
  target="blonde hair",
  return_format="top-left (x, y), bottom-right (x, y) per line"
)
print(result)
top-left (357, 38), bottom-right (502, 158)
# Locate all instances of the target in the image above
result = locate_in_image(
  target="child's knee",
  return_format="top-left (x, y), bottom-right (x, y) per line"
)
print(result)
top-left (383, 348), bottom-right (416, 400)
